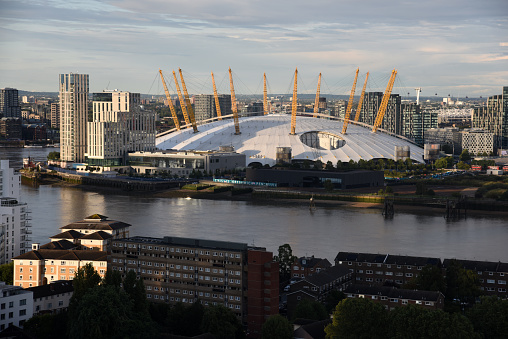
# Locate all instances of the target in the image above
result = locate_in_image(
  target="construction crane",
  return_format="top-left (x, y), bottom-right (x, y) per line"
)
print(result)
top-left (313, 73), bottom-right (322, 118)
top-left (172, 70), bottom-right (191, 128)
top-left (228, 68), bottom-right (241, 135)
top-left (290, 68), bottom-right (298, 135)
top-left (178, 68), bottom-right (198, 133)
top-left (341, 68), bottom-right (359, 134)
top-left (263, 73), bottom-right (268, 115)
top-left (158, 69), bottom-right (180, 131)
top-left (372, 69), bottom-right (397, 133)
top-left (211, 71), bottom-right (222, 121)
top-left (354, 72), bottom-right (369, 122)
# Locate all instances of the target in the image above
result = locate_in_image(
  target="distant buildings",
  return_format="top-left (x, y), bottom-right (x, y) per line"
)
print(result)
top-left (86, 90), bottom-right (156, 167)
top-left (0, 160), bottom-right (31, 264)
top-left (59, 73), bottom-right (89, 163)
top-left (0, 118), bottom-right (22, 140)
top-left (424, 127), bottom-right (494, 155)
top-left (0, 88), bottom-right (21, 119)
top-left (193, 94), bottom-right (232, 122)
top-left (110, 235), bottom-right (278, 337)
top-left (472, 86), bottom-right (508, 150)
top-left (291, 256), bottom-right (331, 279)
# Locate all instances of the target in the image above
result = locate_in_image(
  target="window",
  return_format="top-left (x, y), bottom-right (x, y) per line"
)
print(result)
top-left (499, 280), bottom-right (506, 285)
top-left (19, 299), bottom-right (26, 306)
top-left (366, 270), bottom-right (373, 274)
top-left (390, 298), bottom-right (398, 303)
top-left (487, 279), bottom-right (495, 284)
top-left (19, 309), bottom-right (26, 316)
top-left (425, 301), bottom-right (434, 306)
top-left (402, 300), bottom-right (408, 305)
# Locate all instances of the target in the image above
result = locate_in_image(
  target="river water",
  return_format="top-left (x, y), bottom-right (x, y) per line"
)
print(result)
top-left (2, 147), bottom-right (507, 263)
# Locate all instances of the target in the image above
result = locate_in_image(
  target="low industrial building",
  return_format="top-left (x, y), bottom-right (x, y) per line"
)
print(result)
top-left (127, 149), bottom-right (246, 177)
top-left (246, 168), bottom-right (384, 189)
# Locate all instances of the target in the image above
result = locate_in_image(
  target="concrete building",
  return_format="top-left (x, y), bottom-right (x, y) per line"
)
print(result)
top-left (472, 86), bottom-right (508, 150)
top-left (128, 149), bottom-right (246, 177)
top-left (27, 280), bottom-right (73, 314)
top-left (460, 129), bottom-right (494, 155)
top-left (424, 127), bottom-right (461, 153)
top-left (86, 90), bottom-right (156, 167)
top-left (194, 94), bottom-right (232, 122)
top-left (0, 282), bottom-right (33, 330)
top-left (334, 252), bottom-right (442, 287)
top-left (0, 88), bottom-right (21, 119)
top-left (59, 73), bottom-right (89, 163)
top-left (57, 214), bottom-right (130, 240)
top-left (344, 285), bottom-right (445, 310)
top-left (0, 160), bottom-right (32, 264)
top-left (401, 104), bottom-right (438, 146)
top-left (0, 118), bottom-right (22, 140)
top-left (12, 247), bottom-right (108, 288)
top-left (357, 92), bottom-right (402, 135)
top-left (110, 236), bottom-right (279, 337)
top-left (50, 102), bottom-right (60, 129)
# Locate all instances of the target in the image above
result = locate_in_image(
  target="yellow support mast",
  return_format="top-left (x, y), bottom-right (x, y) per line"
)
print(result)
top-left (372, 69), bottom-right (397, 133)
top-left (178, 68), bottom-right (198, 133)
top-left (342, 68), bottom-right (359, 134)
top-left (290, 68), bottom-right (298, 135)
top-left (159, 69), bottom-right (180, 131)
top-left (263, 73), bottom-right (268, 115)
top-left (172, 70), bottom-right (191, 128)
top-left (228, 68), bottom-right (241, 135)
top-left (313, 73), bottom-right (322, 118)
top-left (354, 72), bottom-right (369, 122)
top-left (211, 72), bottom-right (222, 121)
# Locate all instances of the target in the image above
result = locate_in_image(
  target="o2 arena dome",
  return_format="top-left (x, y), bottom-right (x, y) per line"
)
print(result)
top-left (156, 114), bottom-right (424, 166)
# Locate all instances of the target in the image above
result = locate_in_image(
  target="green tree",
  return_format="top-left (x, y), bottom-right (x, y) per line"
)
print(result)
top-left (200, 304), bottom-right (245, 339)
top-left (123, 269), bottom-right (148, 314)
top-left (292, 298), bottom-right (328, 321)
top-left (457, 161), bottom-right (471, 170)
top-left (459, 149), bottom-right (471, 162)
top-left (325, 297), bottom-right (388, 339)
top-left (24, 311), bottom-right (68, 339)
top-left (324, 290), bottom-right (346, 314)
top-left (314, 160), bottom-right (323, 170)
top-left (261, 314), bottom-right (292, 339)
top-left (72, 263), bottom-right (102, 302)
top-left (103, 269), bottom-right (122, 289)
top-left (445, 260), bottom-right (481, 305)
top-left (274, 244), bottom-right (297, 283)
top-left (403, 265), bottom-right (446, 292)
top-left (0, 262), bottom-right (14, 285)
top-left (167, 302), bottom-right (205, 336)
top-left (68, 285), bottom-right (154, 339)
top-left (467, 296), bottom-right (508, 338)
top-left (47, 151), bottom-right (60, 161)
top-left (303, 160), bottom-right (311, 169)
top-left (388, 304), bottom-right (478, 339)
top-left (325, 161), bottom-right (334, 170)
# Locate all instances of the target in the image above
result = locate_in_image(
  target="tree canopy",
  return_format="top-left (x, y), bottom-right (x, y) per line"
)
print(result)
top-left (274, 243), bottom-right (297, 283)
top-left (292, 298), bottom-right (328, 321)
top-left (261, 314), bottom-right (293, 339)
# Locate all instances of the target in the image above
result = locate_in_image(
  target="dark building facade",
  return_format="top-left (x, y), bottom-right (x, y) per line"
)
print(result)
top-left (472, 86), bottom-right (508, 149)
top-left (0, 88), bottom-right (21, 118)
top-left (194, 94), bottom-right (232, 122)
top-left (246, 168), bottom-right (384, 189)
top-left (0, 117), bottom-right (22, 140)
top-left (110, 236), bottom-right (278, 337)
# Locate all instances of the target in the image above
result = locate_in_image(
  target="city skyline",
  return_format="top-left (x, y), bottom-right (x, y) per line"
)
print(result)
top-left (0, 0), bottom-right (507, 97)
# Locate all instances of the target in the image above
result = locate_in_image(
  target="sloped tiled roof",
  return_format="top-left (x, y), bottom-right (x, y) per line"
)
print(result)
top-left (443, 259), bottom-right (501, 272)
top-left (13, 249), bottom-right (107, 261)
top-left (304, 265), bottom-right (351, 287)
top-left (344, 284), bottom-right (443, 301)
top-left (335, 252), bottom-right (388, 264)
top-left (297, 256), bottom-right (332, 269)
top-left (294, 318), bottom-right (332, 339)
top-left (26, 280), bottom-right (74, 299)
top-left (385, 255), bottom-right (441, 267)
top-left (60, 217), bottom-right (130, 231)
top-left (40, 240), bottom-right (78, 250)
top-left (49, 230), bottom-right (83, 240)
top-left (80, 231), bottom-right (113, 240)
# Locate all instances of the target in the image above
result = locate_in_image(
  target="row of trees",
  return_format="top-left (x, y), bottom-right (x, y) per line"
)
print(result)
top-left (24, 264), bottom-right (245, 339)
top-left (325, 296), bottom-right (508, 339)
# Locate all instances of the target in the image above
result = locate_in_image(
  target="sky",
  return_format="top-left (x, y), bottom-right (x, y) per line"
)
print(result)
top-left (0, 0), bottom-right (507, 98)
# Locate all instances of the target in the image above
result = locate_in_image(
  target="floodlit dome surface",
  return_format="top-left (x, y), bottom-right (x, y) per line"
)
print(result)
top-left (156, 114), bottom-right (424, 166)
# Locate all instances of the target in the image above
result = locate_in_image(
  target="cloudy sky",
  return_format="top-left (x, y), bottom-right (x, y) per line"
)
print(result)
top-left (1, 0), bottom-right (507, 98)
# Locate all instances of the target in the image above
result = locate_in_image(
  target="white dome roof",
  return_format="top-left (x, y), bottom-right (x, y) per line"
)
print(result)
top-left (156, 114), bottom-right (424, 166)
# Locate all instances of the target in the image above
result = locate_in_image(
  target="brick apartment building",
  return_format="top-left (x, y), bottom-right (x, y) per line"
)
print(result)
top-left (443, 259), bottom-right (507, 298)
top-left (335, 252), bottom-right (442, 287)
top-left (110, 236), bottom-right (278, 338)
top-left (344, 284), bottom-right (445, 310)
top-left (291, 256), bottom-right (331, 279)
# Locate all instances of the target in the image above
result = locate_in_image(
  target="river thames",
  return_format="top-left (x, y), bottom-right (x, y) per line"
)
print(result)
top-left (2, 147), bottom-right (508, 263)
